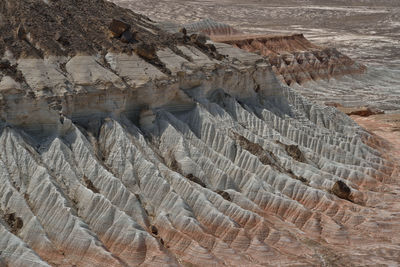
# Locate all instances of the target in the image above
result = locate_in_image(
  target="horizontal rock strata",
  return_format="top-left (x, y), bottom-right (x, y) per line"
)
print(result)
top-left (213, 34), bottom-right (367, 86)
top-left (0, 0), bottom-right (399, 266)
top-left (184, 18), bottom-right (242, 36)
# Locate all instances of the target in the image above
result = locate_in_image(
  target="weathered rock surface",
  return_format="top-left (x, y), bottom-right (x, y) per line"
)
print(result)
top-left (213, 34), bottom-right (367, 86)
top-left (184, 18), bottom-right (242, 36)
top-left (0, 0), bottom-right (399, 266)
top-left (153, 19), bottom-right (367, 87)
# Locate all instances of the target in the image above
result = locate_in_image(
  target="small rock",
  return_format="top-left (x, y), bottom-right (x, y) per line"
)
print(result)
top-left (17, 24), bottom-right (26, 40)
top-left (109, 19), bottom-right (130, 38)
top-left (4, 213), bottom-right (24, 234)
top-left (134, 42), bottom-right (157, 60)
top-left (179, 27), bottom-right (187, 36)
top-left (190, 33), bottom-right (207, 45)
top-left (55, 32), bottom-right (70, 46)
top-left (215, 54), bottom-right (225, 61)
top-left (331, 180), bottom-right (351, 200)
top-left (54, 32), bottom-right (62, 41)
top-left (120, 30), bottom-right (136, 44)
top-left (216, 190), bottom-right (231, 201)
top-left (185, 174), bottom-right (206, 187)
top-left (285, 144), bottom-right (306, 163)
top-left (150, 225), bottom-right (158, 236)
top-left (0, 60), bottom-right (10, 69)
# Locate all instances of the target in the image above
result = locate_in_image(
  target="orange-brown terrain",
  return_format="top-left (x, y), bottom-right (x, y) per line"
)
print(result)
top-left (0, 0), bottom-right (399, 266)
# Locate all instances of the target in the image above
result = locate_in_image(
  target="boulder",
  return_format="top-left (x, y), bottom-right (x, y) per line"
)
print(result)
top-left (4, 213), bottom-right (24, 235)
top-left (150, 225), bottom-right (158, 236)
top-left (109, 19), bottom-right (130, 38)
top-left (331, 180), bottom-right (352, 200)
top-left (134, 42), bottom-right (157, 60)
top-left (120, 30), bottom-right (136, 43)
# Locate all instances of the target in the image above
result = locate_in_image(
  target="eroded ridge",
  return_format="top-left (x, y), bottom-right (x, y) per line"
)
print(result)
top-left (184, 18), bottom-right (242, 36)
top-left (0, 40), bottom-right (399, 267)
top-left (213, 34), bottom-right (366, 86)
top-left (0, 1), bottom-right (399, 266)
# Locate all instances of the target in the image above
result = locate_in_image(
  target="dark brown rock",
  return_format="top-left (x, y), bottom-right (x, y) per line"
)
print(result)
top-left (338, 106), bottom-right (385, 117)
top-left (83, 176), bottom-right (100, 194)
top-left (216, 190), bottom-right (231, 201)
top-left (207, 43), bottom-right (217, 52)
top-left (150, 225), bottom-right (158, 236)
top-left (331, 180), bottom-right (351, 200)
top-left (4, 213), bottom-right (23, 234)
top-left (16, 24), bottom-right (26, 40)
top-left (109, 19), bottom-right (130, 38)
top-left (179, 27), bottom-right (187, 36)
top-left (120, 30), bottom-right (136, 43)
top-left (134, 42), bottom-right (157, 60)
top-left (186, 174), bottom-right (206, 187)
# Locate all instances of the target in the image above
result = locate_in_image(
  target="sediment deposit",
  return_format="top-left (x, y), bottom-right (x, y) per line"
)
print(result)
top-left (0, 0), bottom-right (399, 266)
top-left (213, 34), bottom-right (366, 86)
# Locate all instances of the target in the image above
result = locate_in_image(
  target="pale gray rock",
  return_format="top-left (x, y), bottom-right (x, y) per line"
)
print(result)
top-left (66, 55), bottom-right (125, 90)
top-left (17, 57), bottom-right (69, 96)
top-left (105, 52), bottom-right (167, 87)
top-left (0, 76), bottom-right (22, 94)
top-left (157, 48), bottom-right (189, 75)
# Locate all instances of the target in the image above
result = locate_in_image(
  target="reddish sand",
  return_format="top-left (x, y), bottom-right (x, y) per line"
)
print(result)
top-left (352, 114), bottom-right (400, 161)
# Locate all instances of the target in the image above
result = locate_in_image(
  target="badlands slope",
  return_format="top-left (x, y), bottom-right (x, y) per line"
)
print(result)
top-left (0, 0), bottom-right (399, 266)
top-left (115, 0), bottom-right (400, 162)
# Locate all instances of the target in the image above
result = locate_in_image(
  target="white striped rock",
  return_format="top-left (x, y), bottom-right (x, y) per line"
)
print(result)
top-left (0, 0), bottom-right (399, 266)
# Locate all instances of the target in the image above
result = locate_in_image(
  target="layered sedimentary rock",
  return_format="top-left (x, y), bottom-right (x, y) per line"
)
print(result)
top-left (213, 34), bottom-right (367, 86)
top-left (112, 0), bottom-right (400, 112)
top-left (191, 21), bottom-right (398, 114)
top-left (0, 0), bottom-right (399, 266)
top-left (179, 19), bottom-right (367, 86)
top-left (184, 18), bottom-right (242, 36)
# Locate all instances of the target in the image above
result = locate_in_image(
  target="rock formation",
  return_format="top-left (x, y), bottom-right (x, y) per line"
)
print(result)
top-left (213, 34), bottom-right (367, 86)
top-left (0, 0), bottom-right (399, 266)
top-left (180, 20), bottom-right (367, 87)
top-left (184, 18), bottom-right (242, 36)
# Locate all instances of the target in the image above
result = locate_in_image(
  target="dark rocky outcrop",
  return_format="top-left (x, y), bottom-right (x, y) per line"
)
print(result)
top-left (331, 180), bottom-right (352, 201)
top-left (4, 213), bottom-right (24, 235)
top-left (109, 19), bottom-right (131, 38)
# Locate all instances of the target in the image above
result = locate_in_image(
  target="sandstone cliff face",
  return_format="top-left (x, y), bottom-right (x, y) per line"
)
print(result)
top-left (0, 0), bottom-right (399, 266)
